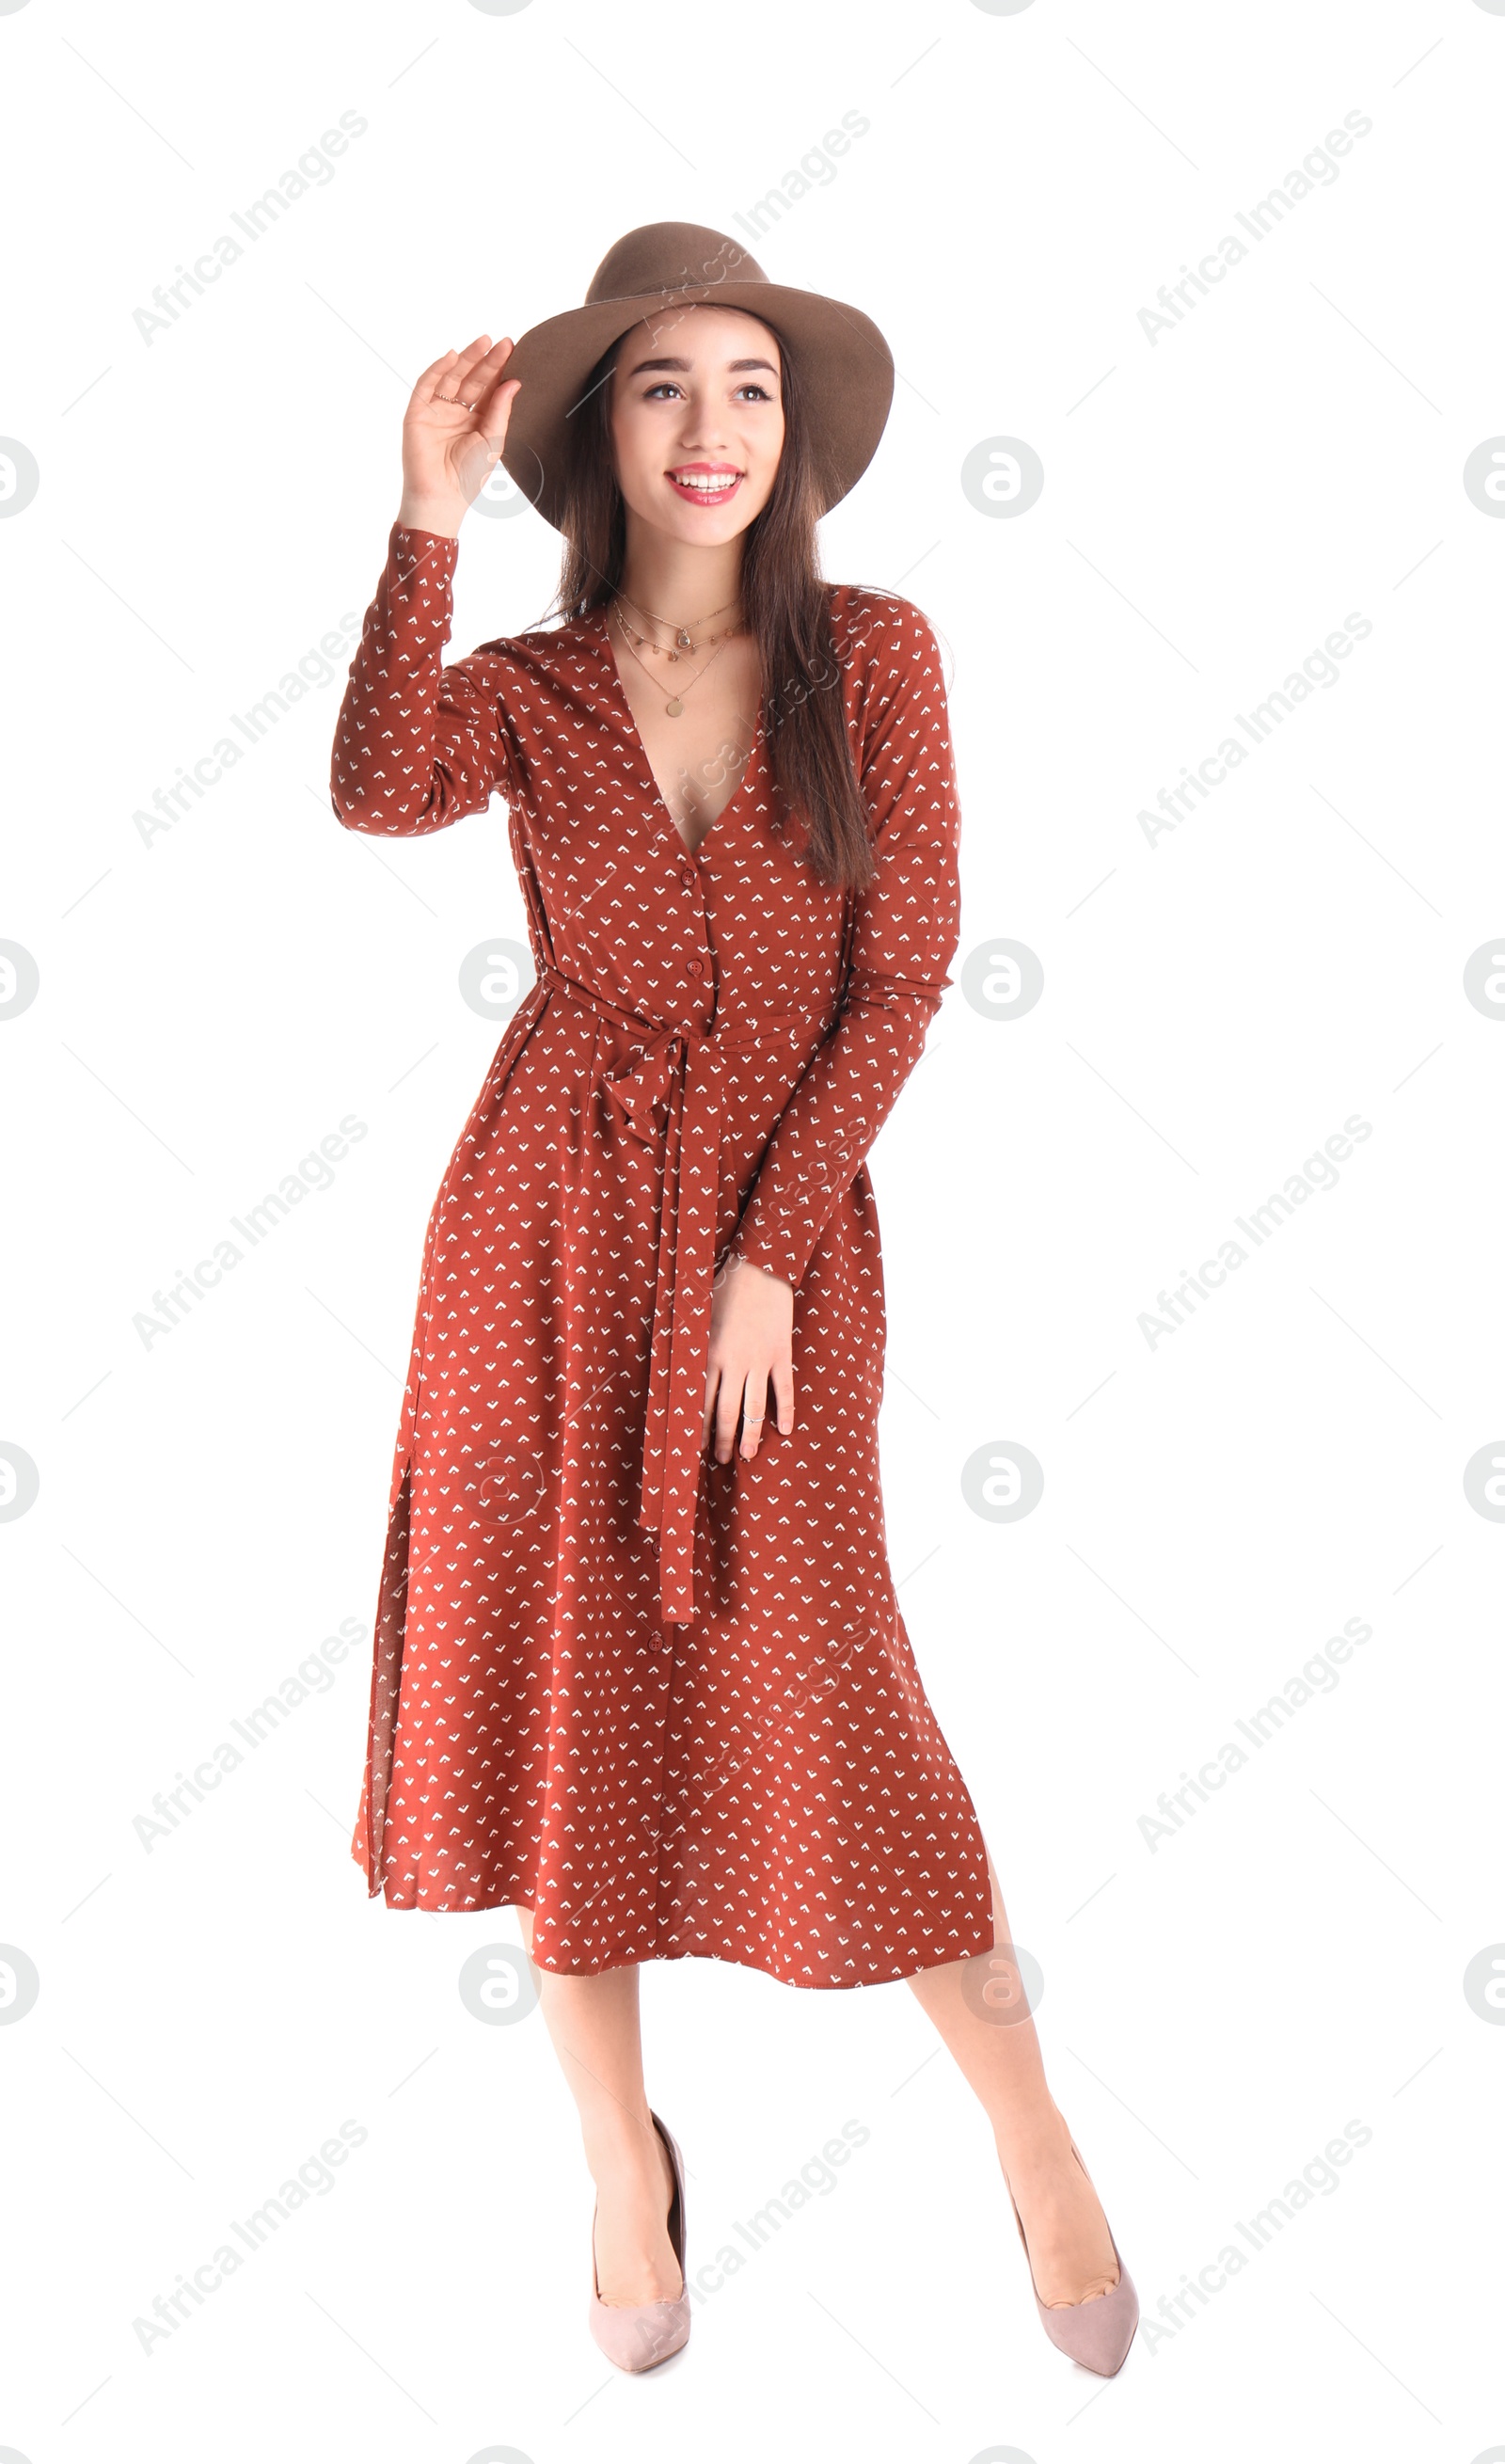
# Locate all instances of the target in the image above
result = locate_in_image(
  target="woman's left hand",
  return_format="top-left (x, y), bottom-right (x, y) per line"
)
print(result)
top-left (704, 1256), bottom-right (795, 1462)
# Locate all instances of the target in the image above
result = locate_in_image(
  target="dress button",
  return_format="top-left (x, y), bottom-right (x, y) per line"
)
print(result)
top-left (686, 957), bottom-right (705, 978)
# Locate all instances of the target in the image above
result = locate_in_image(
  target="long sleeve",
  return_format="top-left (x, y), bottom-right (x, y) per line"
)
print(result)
top-left (329, 522), bottom-right (519, 833)
top-left (722, 595), bottom-right (962, 1292)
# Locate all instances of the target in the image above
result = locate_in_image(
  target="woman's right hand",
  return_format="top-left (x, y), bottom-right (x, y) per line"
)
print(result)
top-left (397, 334), bottom-right (521, 538)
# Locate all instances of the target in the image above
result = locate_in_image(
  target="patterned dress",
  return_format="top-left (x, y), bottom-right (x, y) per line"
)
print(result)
top-left (329, 521), bottom-right (994, 1987)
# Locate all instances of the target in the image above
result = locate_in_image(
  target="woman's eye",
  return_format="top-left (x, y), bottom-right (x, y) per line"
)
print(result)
top-left (642, 381), bottom-right (777, 403)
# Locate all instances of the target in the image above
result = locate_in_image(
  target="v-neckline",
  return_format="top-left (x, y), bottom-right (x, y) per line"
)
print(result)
top-left (592, 602), bottom-right (763, 866)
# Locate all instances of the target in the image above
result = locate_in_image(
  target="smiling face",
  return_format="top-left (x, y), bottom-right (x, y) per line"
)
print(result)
top-left (607, 302), bottom-right (785, 544)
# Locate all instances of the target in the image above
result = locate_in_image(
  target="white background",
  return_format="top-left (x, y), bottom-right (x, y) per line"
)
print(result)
top-left (3, 1), bottom-right (1501, 2457)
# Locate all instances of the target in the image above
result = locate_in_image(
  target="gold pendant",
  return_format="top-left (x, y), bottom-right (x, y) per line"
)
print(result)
top-left (665, 697), bottom-right (685, 717)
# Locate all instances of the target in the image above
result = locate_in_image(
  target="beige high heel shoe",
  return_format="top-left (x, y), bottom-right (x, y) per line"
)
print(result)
top-left (586, 2110), bottom-right (690, 2374)
top-left (1004, 2139), bottom-right (1138, 2377)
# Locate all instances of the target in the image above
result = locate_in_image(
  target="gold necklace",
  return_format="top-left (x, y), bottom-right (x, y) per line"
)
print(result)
top-left (610, 602), bottom-right (743, 718)
top-left (616, 590), bottom-right (740, 654)
top-left (613, 605), bottom-right (743, 664)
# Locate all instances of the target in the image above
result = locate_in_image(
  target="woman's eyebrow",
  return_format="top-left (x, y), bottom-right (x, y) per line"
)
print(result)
top-left (626, 354), bottom-right (780, 378)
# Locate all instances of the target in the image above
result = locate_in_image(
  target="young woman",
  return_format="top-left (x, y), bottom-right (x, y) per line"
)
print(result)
top-left (330, 221), bottom-right (1137, 2379)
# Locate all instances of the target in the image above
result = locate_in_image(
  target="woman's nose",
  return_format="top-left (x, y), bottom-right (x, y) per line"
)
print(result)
top-left (675, 394), bottom-right (730, 443)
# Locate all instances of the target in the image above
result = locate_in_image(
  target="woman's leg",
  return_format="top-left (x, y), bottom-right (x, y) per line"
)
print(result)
top-left (515, 1906), bottom-right (682, 2305)
top-left (906, 1851), bottom-right (1121, 2306)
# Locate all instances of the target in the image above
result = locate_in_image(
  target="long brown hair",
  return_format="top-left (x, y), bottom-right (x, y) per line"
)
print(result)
top-left (531, 310), bottom-right (877, 896)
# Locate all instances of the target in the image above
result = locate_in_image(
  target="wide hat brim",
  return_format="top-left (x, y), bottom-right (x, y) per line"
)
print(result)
top-left (497, 221), bottom-right (895, 533)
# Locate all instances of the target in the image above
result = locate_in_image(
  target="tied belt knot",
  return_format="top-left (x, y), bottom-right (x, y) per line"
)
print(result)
top-left (535, 960), bottom-right (834, 1626)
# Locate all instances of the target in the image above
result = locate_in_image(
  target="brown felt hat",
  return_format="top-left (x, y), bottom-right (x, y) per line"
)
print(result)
top-left (498, 220), bottom-right (895, 533)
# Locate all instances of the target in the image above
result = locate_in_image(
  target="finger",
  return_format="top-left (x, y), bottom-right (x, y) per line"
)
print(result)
top-left (456, 336), bottom-right (517, 416)
top-left (410, 346), bottom-right (464, 409)
top-left (448, 332), bottom-right (496, 390)
top-left (477, 374), bottom-right (521, 452)
top-left (414, 336), bottom-right (499, 419)
top-left (470, 334), bottom-right (516, 378)
top-left (769, 1354), bottom-right (795, 1436)
top-left (470, 339), bottom-right (517, 411)
top-left (714, 1361), bottom-right (748, 1463)
top-left (738, 1371), bottom-right (768, 1459)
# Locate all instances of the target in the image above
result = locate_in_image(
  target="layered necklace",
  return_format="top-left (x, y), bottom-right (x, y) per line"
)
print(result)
top-left (608, 588), bottom-right (746, 717)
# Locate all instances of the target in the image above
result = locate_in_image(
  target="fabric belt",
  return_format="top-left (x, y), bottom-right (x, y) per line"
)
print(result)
top-left (534, 961), bottom-right (836, 1627)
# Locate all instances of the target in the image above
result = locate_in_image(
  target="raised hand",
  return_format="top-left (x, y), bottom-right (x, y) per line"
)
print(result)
top-left (398, 334), bottom-right (521, 539)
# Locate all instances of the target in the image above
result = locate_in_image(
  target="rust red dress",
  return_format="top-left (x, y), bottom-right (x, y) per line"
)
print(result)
top-left (330, 521), bottom-right (995, 1987)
